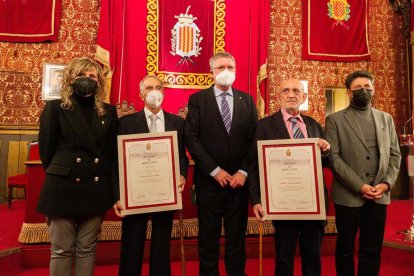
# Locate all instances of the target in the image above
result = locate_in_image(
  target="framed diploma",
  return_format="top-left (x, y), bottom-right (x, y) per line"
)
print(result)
top-left (258, 138), bottom-right (326, 220)
top-left (118, 131), bottom-right (182, 216)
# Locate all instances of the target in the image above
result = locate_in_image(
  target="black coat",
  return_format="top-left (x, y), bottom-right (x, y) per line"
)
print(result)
top-left (184, 86), bottom-right (258, 186)
top-left (37, 99), bottom-right (118, 216)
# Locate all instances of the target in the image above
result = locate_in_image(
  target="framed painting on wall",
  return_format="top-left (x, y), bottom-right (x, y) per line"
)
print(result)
top-left (41, 63), bottom-right (66, 100)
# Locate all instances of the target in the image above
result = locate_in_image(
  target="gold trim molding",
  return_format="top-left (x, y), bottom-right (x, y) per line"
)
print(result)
top-left (0, 126), bottom-right (39, 135)
top-left (146, 0), bottom-right (226, 89)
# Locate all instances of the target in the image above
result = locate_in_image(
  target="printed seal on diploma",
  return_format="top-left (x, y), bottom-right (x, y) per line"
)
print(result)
top-left (118, 131), bottom-right (182, 216)
top-left (258, 138), bottom-right (326, 220)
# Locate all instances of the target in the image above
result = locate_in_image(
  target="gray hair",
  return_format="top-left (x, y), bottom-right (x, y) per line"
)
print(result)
top-left (209, 52), bottom-right (236, 71)
top-left (139, 75), bottom-right (164, 93)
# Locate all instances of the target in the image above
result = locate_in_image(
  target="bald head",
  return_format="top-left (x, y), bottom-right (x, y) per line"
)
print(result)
top-left (279, 78), bottom-right (307, 115)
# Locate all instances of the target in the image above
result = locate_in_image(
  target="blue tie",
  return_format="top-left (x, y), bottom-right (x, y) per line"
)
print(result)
top-left (289, 117), bottom-right (304, 139)
top-left (221, 92), bottom-right (232, 133)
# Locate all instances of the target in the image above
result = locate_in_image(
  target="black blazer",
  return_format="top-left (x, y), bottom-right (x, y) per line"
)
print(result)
top-left (248, 110), bottom-right (327, 206)
top-left (37, 99), bottom-right (118, 216)
top-left (184, 86), bottom-right (257, 186)
top-left (114, 109), bottom-right (189, 200)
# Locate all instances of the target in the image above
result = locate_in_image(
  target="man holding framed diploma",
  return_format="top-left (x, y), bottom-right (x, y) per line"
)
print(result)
top-left (248, 78), bottom-right (330, 276)
top-left (113, 75), bottom-right (189, 276)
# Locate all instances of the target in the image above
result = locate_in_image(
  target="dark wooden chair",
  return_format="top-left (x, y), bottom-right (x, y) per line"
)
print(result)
top-left (7, 142), bottom-right (39, 209)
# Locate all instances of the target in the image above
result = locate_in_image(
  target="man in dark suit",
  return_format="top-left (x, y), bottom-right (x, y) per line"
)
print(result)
top-left (113, 75), bottom-right (188, 276)
top-left (248, 78), bottom-right (330, 276)
top-left (184, 52), bottom-right (258, 275)
top-left (325, 70), bottom-right (401, 276)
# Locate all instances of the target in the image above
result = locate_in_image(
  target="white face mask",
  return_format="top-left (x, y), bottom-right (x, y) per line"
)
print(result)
top-left (215, 69), bottom-right (236, 87)
top-left (145, 90), bottom-right (164, 109)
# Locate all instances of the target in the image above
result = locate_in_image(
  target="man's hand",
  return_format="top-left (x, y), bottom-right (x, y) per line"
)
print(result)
top-left (253, 203), bottom-right (265, 221)
top-left (317, 138), bottom-right (330, 155)
top-left (178, 175), bottom-right (186, 193)
top-left (374, 183), bottom-right (390, 194)
top-left (213, 169), bottom-right (233, 187)
top-left (360, 183), bottom-right (388, 200)
top-left (113, 200), bottom-right (125, 218)
top-left (229, 171), bottom-right (247, 188)
top-left (367, 183), bottom-right (389, 199)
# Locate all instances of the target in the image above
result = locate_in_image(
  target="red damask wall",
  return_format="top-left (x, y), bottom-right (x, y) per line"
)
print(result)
top-left (268, 0), bottom-right (409, 129)
top-left (0, 0), bottom-right (100, 125)
top-left (0, 0), bottom-right (409, 128)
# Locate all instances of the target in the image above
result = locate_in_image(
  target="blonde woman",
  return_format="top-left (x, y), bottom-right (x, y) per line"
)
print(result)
top-left (37, 57), bottom-right (118, 276)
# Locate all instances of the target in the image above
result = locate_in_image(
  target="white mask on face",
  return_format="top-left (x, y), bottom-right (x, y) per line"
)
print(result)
top-left (145, 90), bottom-right (164, 109)
top-left (215, 69), bottom-right (236, 87)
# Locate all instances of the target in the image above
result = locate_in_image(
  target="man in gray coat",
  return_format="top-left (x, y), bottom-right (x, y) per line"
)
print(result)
top-left (325, 70), bottom-right (401, 276)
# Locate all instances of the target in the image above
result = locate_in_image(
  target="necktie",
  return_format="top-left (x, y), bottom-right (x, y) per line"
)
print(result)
top-left (149, 114), bottom-right (158, 133)
top-left (289, 117), bottom-right (304, 139)
top-left (221, 92), bottom-right (232, 133)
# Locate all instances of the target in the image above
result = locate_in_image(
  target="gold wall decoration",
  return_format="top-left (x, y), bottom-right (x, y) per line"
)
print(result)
top-left (267, 0), bottom-right (409, 131)
top-left (146, 0), bottom-right (226, 89)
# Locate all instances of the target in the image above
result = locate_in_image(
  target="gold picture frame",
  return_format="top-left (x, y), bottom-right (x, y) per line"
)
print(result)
top-left (117, 131), bottom-right (182, 216)
top-left (41, 63), bottom-right (66, 101)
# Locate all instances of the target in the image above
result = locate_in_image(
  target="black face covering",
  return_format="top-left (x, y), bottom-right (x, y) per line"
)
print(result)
top-left (351, 88), bottom-right (373, 109)
top-left (72, 77), bottom-right (98, 97)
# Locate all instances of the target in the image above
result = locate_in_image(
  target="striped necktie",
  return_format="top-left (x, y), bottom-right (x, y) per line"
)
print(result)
top-left (289, 117), bottom-right (304, 139)
top-left (220, 92), bottom-right (232, 133)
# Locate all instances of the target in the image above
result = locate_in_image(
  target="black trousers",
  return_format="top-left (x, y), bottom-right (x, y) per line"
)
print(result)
top-left (118, 211), bottom-right (174, 276)
top-left (335, 201), bottom-right (387, 276)
top-left (272, 220), bottom-right (323, 276)
top-left (196, 183), bottom-right (248, 276)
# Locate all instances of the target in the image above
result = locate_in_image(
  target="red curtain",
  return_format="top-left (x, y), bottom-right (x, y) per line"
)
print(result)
top-left (0, 0), bottom-right (62, 42)
top-left (157, 0), bottom-right (215, 80)
top-left (302, 0), bottom-right (370, 62)
top-left (95, 0), bottom-right (269, 114)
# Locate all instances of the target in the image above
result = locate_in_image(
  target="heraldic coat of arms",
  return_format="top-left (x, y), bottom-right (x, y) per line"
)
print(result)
top-left (170, 6), bottom-right (203, 65)
top-left (327, 0), bottom-right (351, 29)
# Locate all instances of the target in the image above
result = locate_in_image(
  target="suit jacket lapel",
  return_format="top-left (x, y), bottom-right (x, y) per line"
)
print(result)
top-left (206, 87), bottom-right (228, 134)
top-left (303, 116), bottom-right (317, 138)
top-left (135, 110), bottom-right (150, 133)
top-left (344, 107), bottom-right (369, 150)
top-left (164, 112), bottom-right (174, 131)
top-left (62, 102), bottom-right (97, 152)
top-left (372, 109), bottom-right (384, 152)
top-left (273, 111), bottom-right (291, 139)
top-left (90, 110), bottom-right (110, 154)
top-left (231, 89), bottom-right (242, 135)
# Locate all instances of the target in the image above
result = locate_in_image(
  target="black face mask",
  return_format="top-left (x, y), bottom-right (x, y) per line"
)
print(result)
top-left (351, 88), bottom-right (373, 109)
top-left (72, 77), bottom-right (98, 97)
